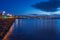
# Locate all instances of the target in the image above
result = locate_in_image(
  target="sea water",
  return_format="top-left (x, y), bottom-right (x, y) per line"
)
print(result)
top-left (9, 19), bottom-right (60, 40)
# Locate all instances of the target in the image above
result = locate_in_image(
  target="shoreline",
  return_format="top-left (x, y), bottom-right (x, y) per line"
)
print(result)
top-left (2, 26), bottom-right (13, 40)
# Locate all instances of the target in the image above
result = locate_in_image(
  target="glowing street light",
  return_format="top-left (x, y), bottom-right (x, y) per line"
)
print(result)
top-left (2, 11), bottom-right (5, 15)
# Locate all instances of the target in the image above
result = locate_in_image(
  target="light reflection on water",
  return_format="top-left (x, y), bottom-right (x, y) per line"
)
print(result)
top-left (9, 19), bottom-right (60, 40)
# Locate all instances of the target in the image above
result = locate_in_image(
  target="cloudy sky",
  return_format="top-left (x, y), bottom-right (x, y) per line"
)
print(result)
top-left (0, 0), bottom-right (60, 15)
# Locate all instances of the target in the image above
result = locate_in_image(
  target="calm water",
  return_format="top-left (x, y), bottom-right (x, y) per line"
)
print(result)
top-left (9, 19), bottom-right (60, 40)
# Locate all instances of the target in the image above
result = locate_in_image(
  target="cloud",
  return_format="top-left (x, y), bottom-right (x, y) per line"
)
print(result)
top-left (32, 0), bottom-right (60, 12)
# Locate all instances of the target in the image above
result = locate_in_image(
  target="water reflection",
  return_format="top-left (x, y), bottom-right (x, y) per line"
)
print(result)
top-left (8, 19), bottom-right (60, 40)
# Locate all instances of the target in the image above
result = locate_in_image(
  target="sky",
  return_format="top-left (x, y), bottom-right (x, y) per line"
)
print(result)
top-left (0, 0), bottom-right (60, 15)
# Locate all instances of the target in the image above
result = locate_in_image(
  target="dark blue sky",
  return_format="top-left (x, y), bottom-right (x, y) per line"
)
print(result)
top-left (0, 0), bottom-right (50, 15)
top-left (0, 0), bottom-right (60, 15)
